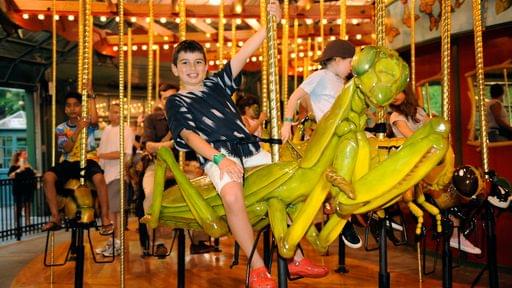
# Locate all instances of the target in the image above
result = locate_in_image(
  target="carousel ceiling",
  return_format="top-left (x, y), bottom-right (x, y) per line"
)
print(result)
top-left (0, 0), bottom-right (376, 88)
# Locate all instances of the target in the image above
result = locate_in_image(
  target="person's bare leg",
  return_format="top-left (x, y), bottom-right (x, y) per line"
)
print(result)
top-left (111, 211), bottom-right (119, 238)
top-left (24, 203), bottom-right (31, 225)
top-left (449, 215), bottom-right (459, 238)
top-left (92, 173), bottom-right (111, 225)
top-left (220, 182), bottom-right (265, 269)
top-left (43, 171), bottom-right (60, 222)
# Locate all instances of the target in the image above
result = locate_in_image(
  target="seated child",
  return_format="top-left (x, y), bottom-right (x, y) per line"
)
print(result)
top-left (42, 91), bottom-right (112, 235)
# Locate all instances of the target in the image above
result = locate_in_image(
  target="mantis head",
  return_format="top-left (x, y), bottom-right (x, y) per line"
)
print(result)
top-left (352, 46), bottom-right (410, 108)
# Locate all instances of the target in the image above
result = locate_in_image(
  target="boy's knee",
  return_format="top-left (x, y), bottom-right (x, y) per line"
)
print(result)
top-left (220, 185), bottom-right (243, 208)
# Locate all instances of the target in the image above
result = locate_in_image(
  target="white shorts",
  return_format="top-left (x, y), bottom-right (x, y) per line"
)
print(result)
top-left (204, 149), bottom-right (271, 193)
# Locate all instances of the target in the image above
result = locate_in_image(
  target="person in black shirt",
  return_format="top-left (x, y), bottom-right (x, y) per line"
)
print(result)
top-left (8, 150), bottom-right (36, 226)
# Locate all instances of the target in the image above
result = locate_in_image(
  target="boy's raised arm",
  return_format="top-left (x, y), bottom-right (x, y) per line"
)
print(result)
top-left (230, 1), bottom-right (281, 77)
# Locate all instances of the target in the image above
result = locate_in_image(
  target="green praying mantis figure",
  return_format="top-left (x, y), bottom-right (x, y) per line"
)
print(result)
top-left (143, 46), bottom-right (450, 258)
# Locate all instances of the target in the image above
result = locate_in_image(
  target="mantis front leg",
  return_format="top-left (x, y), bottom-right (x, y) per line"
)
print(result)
top-left (157, 147), bottom-right (229, 237)
top-left (268, 177), bottom-right (331, 258)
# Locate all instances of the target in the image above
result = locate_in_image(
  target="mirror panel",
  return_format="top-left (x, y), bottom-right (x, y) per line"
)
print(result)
top-left (465, 60), bottom-right (512, 147)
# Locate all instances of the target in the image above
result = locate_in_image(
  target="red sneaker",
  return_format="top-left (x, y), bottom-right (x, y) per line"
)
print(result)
top-left (288, 258), bottom-right (329, 278)
top-left (249, 266), bottom-right (276, 288)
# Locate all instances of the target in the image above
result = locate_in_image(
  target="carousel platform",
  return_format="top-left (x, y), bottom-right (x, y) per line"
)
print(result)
top-left (4, 217), bottom-right (512, 287)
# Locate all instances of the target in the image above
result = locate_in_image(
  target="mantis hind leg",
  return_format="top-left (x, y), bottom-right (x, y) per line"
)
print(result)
top-left (415, 186), bottom-right (442, 233)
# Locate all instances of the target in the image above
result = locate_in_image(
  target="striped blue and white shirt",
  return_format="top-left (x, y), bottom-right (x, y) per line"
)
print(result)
top-left (167, 62), bottom-right (260, 166)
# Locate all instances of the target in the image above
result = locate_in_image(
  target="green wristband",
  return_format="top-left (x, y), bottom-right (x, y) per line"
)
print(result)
top-left (283, 117), bottom-right (293, 123)
top-left (212, 153), bottom-right (226, 166)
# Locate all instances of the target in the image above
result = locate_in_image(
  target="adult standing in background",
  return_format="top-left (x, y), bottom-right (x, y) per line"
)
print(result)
top-left (8, 150), bottom-right (36, 226)
top-left (486, 83), bottom-right (512, 142)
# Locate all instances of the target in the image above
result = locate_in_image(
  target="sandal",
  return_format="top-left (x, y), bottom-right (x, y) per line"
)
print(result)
top-left (99, 223), bottom-right (114, 236)
top-left (42, 221), bottom-right (62, 232)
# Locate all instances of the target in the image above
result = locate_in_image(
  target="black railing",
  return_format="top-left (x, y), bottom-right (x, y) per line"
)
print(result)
top-left (0, 176), bottom-right (50, 242)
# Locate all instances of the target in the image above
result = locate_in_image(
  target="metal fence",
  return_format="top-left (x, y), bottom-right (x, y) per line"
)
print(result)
top-left (0, 177), bottom-right (50, 242)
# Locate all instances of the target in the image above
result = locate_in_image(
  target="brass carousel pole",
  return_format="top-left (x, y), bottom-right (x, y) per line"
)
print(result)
top-left (320, 0), bottom-right (324, 49)
top-left (260, 0), bottom-right (269, 116)
top-left (441, 0), bottom-right (451, 122)
top-left (505, 69), bottom-right (511, 118)
top-left (472, 4), bottom-right (498, 286)
top-left (176, 1), bottom-right (188, 285)
top-left (231, 19), bottom-right (237, 58)
top-left (231, 19), bottom-right (238, 102)
top-left (339, 0), bottom-right (346, 39)
top-left (117, 0), bottom-right (126, 286)
top-left (440, 0), bottom-right (453, 286)
top-left (374, 0), bottom-right (386, 139)
top-left (281, 0), bottom-right (289, 108)
top-left (79, 0), bottom-right (91, 185)
top-left (314, 37), bottom-right (319, 66)
top-left (374, 0), bottom-right (391, 286)
top-left (410, 0), bottom-right (416, 92)
top-left (408, 0), bottom-right (422, 282)
top-left (425, 83), bottom-right (433, 117)
top-left (50, 0), bottom-right (57, 284)
top-left (77, 0), bottom-right (84, 94)
top-left (127, 27), bottom-right (133, 123)
top-left (178, 0), bottom-right (186, 41)
top-left (267, 0), bottom-right (280, 162)
top-left (266, 2), bottom-right (286, 285)
top-left (472, 0), bottom-right (499, 288)
top-left (155, 45), bottom-right (160, 104)
top-left (147, 0), bottom-right (154, 113)
top-left (178, 0), bottom-right (186, 169)
top-left (305, 36), bottom-right (311, 78)
top-left (218, 0), bottom-right (225, 68)
top-left (375, 0), bottom-right (385, 47)
top-left (293, 19), bottom-right (298, 90)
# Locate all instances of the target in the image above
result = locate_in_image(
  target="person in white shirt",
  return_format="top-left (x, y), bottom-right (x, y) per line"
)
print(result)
top-left (281, 39), bottom-right (355, 142)
top-left (389, 83), bottom-right (429, 138)
top-left (97, 103), bottom-right (134, 256)
top-left (281, 39), bottom-right (362, 249)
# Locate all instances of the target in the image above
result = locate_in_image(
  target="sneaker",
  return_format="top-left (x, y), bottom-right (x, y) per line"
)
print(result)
top-left (450, 235), bottom-right (481, 254)
top-left (155, 243), bottom-right (168, 258)
top-left (488, 182), bottom-right (512, 209)
top-left (102, 245), bottom-right (121, 257)
top-left (388, 220), bottom-right (404, 232)
top-left (190, 241), bottom-right (215, 255)
top-left (341, 222), bottom-right (362, 249)
top-left (95, 239), bottom-right (113, 254)
top-left (288, 258), bottom-right (329, 278)
top-left (96, 239), bottom-right (120, 254)
top-left (249, 266), bottom-right (276, 288)
top-left (488, 195), bottom-right (511, 209)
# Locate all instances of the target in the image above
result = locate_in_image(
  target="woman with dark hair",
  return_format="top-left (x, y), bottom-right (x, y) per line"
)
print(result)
top-left (8, 150), bottom-right (36, 226)
top-left (389, 84), bottom-right (481, 254)
top-left (236, 96), bottom-right (266, 137)
top-left (389, 83), bottom-right (428, 138)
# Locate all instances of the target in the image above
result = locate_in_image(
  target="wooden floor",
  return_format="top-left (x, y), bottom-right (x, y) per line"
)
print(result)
top-left (12, 218), bottom-right (512, 288)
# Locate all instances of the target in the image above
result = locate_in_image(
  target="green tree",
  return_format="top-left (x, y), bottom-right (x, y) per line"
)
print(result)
top-left (0, 88), bottom-right (25, 119)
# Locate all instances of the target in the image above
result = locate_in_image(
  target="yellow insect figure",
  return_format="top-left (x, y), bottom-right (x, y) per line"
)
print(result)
top-left (144, 46), bottom-right (450, 258)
